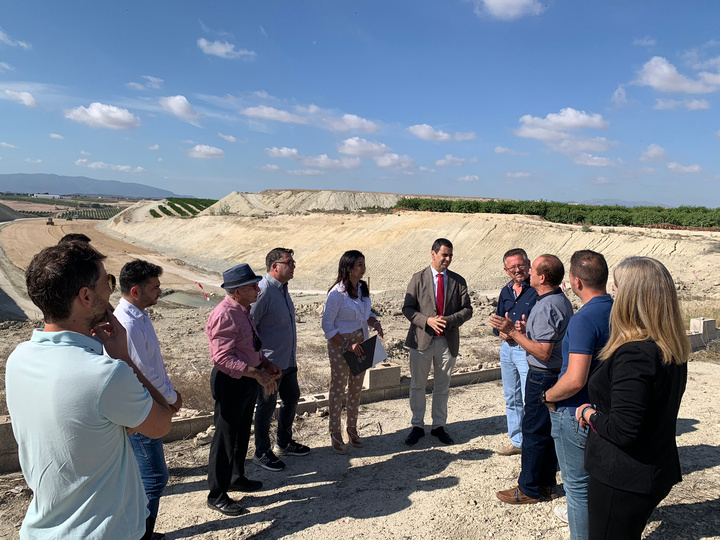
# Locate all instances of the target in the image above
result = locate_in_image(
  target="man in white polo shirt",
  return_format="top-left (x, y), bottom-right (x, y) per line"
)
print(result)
top-left (6, 241), bottom-right (173, 539)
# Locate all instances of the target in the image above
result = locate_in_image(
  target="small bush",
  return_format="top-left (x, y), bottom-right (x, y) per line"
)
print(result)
top-left (150, 209), bottom-right (161, 218)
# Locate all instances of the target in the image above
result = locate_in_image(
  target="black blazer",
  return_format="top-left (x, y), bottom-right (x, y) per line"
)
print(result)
top-left (584, 340), bottom-right (687, 494)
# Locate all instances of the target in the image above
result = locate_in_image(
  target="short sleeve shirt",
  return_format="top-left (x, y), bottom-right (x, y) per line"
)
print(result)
top-left (5, 330), bottom-right (152, 540)
top-left (525, 288), bottom-right (574, 370)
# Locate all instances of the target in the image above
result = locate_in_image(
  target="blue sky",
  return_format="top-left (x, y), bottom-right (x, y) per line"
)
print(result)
top-left (1, 1), bottom-right (718, 205)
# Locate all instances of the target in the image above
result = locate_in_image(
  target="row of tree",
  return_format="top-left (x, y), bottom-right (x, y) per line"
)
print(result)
top-left (394, 198), bottom-right (720, 228)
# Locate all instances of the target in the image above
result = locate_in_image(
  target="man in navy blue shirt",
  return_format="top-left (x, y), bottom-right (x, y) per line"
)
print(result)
top-left (544, 250), bottom-right (612, 538)
top-left (493, 248), bottom-right (537, 456)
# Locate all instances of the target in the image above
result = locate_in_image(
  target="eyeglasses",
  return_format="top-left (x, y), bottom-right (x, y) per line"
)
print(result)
top-left (108, 274), bottom-right (117, 293)
top-left (505, 264), bottom-right (528, 272)
top-left (276, 259), bottom-right (296, 267)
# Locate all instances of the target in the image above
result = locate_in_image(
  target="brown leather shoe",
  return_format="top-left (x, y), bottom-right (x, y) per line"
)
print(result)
top-left (496, 444), bottom-right (522, 456)
top-left (496, 486), bottom-right (540, 505)
top-left (539, 486), bottom-right (558, 500)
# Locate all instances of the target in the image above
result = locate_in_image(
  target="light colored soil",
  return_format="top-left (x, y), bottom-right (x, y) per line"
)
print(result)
top-left (1, 193), bottom-right (720, 539)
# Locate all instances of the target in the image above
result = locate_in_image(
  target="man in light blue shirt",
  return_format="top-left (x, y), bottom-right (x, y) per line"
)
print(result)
top-left (115, 259), bottom-right (182, 540)
top-left (251, 248), bottom-right (310, 472)
top-left (6, 241), bottom-right (173, 539)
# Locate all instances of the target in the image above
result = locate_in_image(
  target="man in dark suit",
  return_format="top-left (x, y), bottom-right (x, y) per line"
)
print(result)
top-left (402, 238), bottom-right (473, 446)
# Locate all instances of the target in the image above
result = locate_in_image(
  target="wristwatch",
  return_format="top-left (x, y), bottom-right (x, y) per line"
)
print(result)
top-left (541, 391), bottom-right (549, 404)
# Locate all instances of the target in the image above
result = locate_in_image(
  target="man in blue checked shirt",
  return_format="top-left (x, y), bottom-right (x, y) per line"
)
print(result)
top-left (493, 248), bottom-right (537, 456)
top-left (251, 248), bottom-right (310, 473)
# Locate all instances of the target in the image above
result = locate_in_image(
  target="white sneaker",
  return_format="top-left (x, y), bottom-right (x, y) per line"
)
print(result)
top-left (553, 505), bottom-right (569, 523)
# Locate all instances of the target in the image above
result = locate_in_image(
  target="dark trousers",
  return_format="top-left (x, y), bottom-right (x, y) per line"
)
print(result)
top-left (588, 476), bottom-right (671, 540)
top-left (518, 369), bottom-right (559, 498)
top-left (207, 367), bottom-right (259, 503)
top-left (254, 366), bottom-right (300, 456)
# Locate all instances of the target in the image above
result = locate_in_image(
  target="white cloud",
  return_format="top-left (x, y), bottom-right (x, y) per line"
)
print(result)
top-left (325, 113), bottom-right (378, 133)
top-left (435, 154), bottom-right (465, 167)
top-left (686, 99), bottom-right (710, 110)
top-left (454, 131), bottom-right (476, 141)
top-left (241, 105), bottom-right (307, 124)
top-left (300, 154), bottom-right (360, 169)
top-left (74, 158), bottom-right (143, 173)
top-left (655, 98), bottom-right (711, 110)
top-left (49, 133), bottom-right (63, 140)
top-left (634, 56), bottom-right (715, 94)
top-left (0, 141), bottom-right (17, 148)
top-left (188, 144), bottom-right (224, 159)
top-left (549, 136), bottom-right (614, 154)
top-left (288, 169), bottom-right (324, 176)
top-left (458, 174), bottom-right (480, 182)
top-left (633, 36), bottom-right (656, 47)
top-left (419, 166), bottom-right (436, 173)
top-left (80, 150), bottom-right (91, 156)
top-left (148, 144), bottom-right (159, 150)
top-left (667, 161), bottom-right (702, 173)
top-left (127, 75), bottom-right (164, 90)
top-left (5, 89), bottom-right (38, 107)
top-left (494, 146), bottom-right (528, 156)
top-left (159, 95), bottom-right (200, 124)
top-left (0, 61), bottom-right (12, 72)
top-left (593, 176), bottom-right (611, 184)
top-left (258, 164), bottom-right (280, 171)
top-left (266, 146), bottom-right (300, 159)
top-left (471, 0), bottom-right (545, 21)
top-left (408, 123), bottom-right (451, 142)
top-left (0, 28), bottom-right (31, 49)
top-left (24, 158), bottom-right (41, 164)
top-left (612, 85), bottom-right (627, 106)
top-left (197, 38), bottom-right (256, 59)
top-left (517, 108), bottom-right (609, 133)
top-left (506, 172), bottom-right (530, 178)
top-left (338, 137), bottom-right (390, 156)
top-left (65, 102), bottom-right (141, 129)
top-left (157, 157), bottom-right (164, 163)
top-left (573, 153), bottom-right (614, 167)
top-left (640, 144), bottom-right (666, 162)
top-left (218, 132), bottom-right (237, 142)
top-left (373, 153), bottom-right (416, 169)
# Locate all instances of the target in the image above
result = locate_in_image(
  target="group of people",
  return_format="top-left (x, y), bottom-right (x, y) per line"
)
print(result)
top-left (488, 249), bottom-right (689, 540)
top-left (5, 235), bottom-right (689, 540)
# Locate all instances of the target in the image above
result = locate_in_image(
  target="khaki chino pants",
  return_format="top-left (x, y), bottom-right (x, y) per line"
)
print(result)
top-left (409, 336), bottom-right (456, 429)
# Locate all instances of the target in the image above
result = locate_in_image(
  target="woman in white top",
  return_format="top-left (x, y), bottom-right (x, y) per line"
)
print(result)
top-left (321, 250), bottom-right (384, 454)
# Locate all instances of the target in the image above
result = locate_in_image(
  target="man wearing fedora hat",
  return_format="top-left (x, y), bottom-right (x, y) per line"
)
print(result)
top-left (205, 263), bottom-right (282, 516)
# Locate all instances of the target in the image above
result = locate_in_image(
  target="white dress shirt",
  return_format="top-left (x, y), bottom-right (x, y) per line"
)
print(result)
top-left (114, 298), bottom-right (178, 404)
top-left (321, 282), bottom-right (376, 341)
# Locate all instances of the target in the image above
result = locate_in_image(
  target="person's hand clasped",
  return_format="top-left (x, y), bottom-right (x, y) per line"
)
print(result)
top-left (427, 316), bottom-right (447, 334)
top-left (576, 404), bottom-right (595, 428)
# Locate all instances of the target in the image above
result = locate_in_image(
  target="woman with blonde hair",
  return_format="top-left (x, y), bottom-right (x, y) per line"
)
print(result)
top-left (321, 250), bottom-right (383, 454)
top-left (576, 257), bottom-right (689, 540)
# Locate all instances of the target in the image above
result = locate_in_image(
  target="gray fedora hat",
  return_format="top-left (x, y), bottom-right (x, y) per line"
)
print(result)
top-left (221, 263), bottom-right (262, 290)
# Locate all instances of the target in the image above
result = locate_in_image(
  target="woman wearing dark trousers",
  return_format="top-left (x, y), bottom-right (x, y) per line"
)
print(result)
top-left (576, 257), bottom-right (689, 540)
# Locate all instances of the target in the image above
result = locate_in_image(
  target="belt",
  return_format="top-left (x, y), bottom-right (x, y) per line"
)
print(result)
top-left (506, 339), bottom-right (518, 346)
top-left (528, 365), bottom-right (561, 374)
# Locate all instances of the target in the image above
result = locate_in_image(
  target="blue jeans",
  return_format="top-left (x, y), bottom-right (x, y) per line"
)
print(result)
top-left (551, 408), bottom-right (589, 540)
top-left (254, 366), bottom-right (300, 455)
top-left (500, 341), bottom-right (528, 447)
top-left (128, 433), bottom-right (169, 519)
top-left (518, 369), bottom-right (559, 499)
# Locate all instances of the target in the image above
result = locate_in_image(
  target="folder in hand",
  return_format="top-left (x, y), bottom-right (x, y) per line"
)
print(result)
top-left (342, 335), bottom-right (387, 376)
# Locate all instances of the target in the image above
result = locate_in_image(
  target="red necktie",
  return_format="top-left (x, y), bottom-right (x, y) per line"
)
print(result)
top-left (436, 273), bottom-right (445, 335)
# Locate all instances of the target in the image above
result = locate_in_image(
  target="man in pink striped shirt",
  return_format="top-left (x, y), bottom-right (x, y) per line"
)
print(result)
top-left (205, 263), bottom-right (281, 516)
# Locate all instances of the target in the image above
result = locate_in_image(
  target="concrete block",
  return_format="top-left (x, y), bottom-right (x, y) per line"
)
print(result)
top-left (359, 388), bottom-right (387, 405)
top-left (363, 363), bottom-right (401, 390)
top-left (0, 418), bottom-right (20, 474)
top-left (163, 414), bottom-right (214, 444)
top-left (296, 396), bottom-right (318, 415)
top-left (313, 393), bottom-right (329, 408)
top-left (690, 318), bottom-right (718, 335)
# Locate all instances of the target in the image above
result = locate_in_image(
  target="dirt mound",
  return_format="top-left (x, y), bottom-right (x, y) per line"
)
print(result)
top-left (0, 204), bottom-right (27, 223)
top-left (203, 190), bottom-right (404, 216)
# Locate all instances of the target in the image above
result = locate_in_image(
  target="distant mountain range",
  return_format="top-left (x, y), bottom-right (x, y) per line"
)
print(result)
top-left (0, 173), bottom-right (181, 199)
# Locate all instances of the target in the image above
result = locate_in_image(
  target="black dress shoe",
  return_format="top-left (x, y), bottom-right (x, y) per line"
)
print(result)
top-left (229, 477), bottom-right (263, 492)
top-left (404, 427), bottom-right (425, 446)
top-left (206, 496), bottom-right (245, 516)
top-left (430, 426), bottom-right (454, 445)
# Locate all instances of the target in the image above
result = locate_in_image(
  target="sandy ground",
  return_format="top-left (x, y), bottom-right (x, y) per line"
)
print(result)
top-left (1, 209), bottom-right (720, 539)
